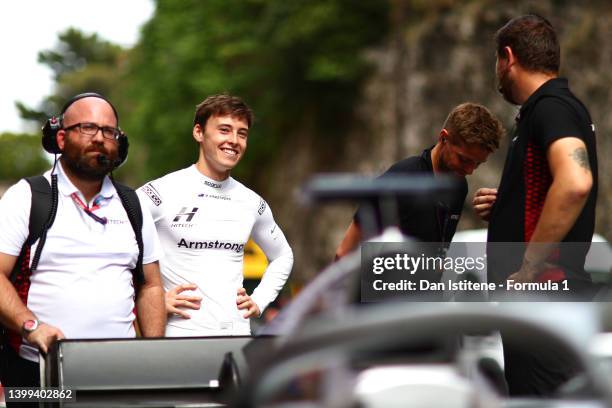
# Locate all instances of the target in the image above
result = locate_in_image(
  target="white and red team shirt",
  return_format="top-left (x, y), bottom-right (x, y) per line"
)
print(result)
top-left (137, 165), bottom-right (293, 336)
top-left (0, 162), bottom-right (162, 362)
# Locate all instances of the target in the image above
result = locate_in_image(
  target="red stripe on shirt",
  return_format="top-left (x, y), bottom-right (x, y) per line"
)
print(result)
top-left (8, 246), bottom-right (33, 352)
top-left (524, 141), bottom-right (565, 281)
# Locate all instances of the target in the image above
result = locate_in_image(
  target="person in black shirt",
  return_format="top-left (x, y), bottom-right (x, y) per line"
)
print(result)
top-left (336, 102), bottom-right (504, 258)
top-left (473, 15), bottom-right (599, 396)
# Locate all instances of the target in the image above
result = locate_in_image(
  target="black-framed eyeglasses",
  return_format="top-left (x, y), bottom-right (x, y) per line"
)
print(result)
top-left (63, 122), bottom-right (121, 141)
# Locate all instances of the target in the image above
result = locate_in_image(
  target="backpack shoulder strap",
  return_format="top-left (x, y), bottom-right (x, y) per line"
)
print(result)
top-left (10, 175), bottom-right (57, 282)
top-left (25, 176), bottom-right (53, 244)
top-left (112, 180), bottom-right (145, 286)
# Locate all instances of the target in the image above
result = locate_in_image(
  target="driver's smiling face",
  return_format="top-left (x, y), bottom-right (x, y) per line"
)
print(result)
top-left (195, 114), bottom-right (249, 180)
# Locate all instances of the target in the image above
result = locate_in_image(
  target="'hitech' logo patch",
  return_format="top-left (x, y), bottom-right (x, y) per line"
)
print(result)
top-left (258, 198), bottom-right (267, 215)
top-left (173, 207), bottom-right (199, 222)
top-left (142, 184), bottom-right (162, 206)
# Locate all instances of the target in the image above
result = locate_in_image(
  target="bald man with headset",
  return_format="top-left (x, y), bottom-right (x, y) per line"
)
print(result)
top-left (0, 93), bottom-right (165, 392)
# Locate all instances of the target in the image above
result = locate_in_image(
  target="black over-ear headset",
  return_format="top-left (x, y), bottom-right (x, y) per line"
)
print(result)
top-left (41, 92), bottom-right (129, 168)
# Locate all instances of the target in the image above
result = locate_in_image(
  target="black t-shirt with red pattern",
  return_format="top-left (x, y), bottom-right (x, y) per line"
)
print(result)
top-left (487, 78), bottom-right (598, 286)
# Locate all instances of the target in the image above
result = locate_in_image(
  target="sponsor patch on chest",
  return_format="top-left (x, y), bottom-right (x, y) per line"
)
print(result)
top-left (177, 238), bottom-right (245, 253)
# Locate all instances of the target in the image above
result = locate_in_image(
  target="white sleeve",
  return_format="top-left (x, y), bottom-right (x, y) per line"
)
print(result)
top-left (136, 181), bottom-right (165, 223)
top-left (250, 199), bottom-right (293, 313)
top-left (0, 180), bottom-right (31, 256)
top-left (138, 194), bottom-right (164, 265)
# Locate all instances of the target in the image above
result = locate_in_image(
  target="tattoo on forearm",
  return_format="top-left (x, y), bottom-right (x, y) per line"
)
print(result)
top-left (569, 148), bottom-right (590, 171)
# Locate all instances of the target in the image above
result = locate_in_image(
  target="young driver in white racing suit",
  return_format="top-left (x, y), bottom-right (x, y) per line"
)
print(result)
top-left (138, 94), bottom-right (293, 336)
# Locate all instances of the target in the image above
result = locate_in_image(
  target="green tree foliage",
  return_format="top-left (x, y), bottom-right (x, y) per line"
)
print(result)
top-left (123, 0), bottom-right (389, 183)
top-left (16, 28), bottom-right (125, 123)
top-left (39, 27), bottom-right (123, 81)
top-left (15, 1), bottom-right (388, 187)
top-left (0, 133), bottom-right (49, 183)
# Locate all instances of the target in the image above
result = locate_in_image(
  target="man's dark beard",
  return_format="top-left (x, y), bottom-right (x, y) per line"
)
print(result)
top-left (61, 144), bottom-right (114, 181)
top-left (61, 155), bottom-right (112, 181)
top-left (497, 69), bottom-right (519, 106)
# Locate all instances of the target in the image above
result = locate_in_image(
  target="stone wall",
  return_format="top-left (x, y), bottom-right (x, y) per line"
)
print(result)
top-left (260, 0), bottom-right (611, 283)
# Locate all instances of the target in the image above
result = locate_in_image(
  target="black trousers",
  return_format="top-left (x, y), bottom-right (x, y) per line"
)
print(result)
top-left (0, 343), bottom-right (40, 408)
top-left (500, 280), bottom-right (597, 397)
top-left (502, 333), bottom-right (581, 397)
